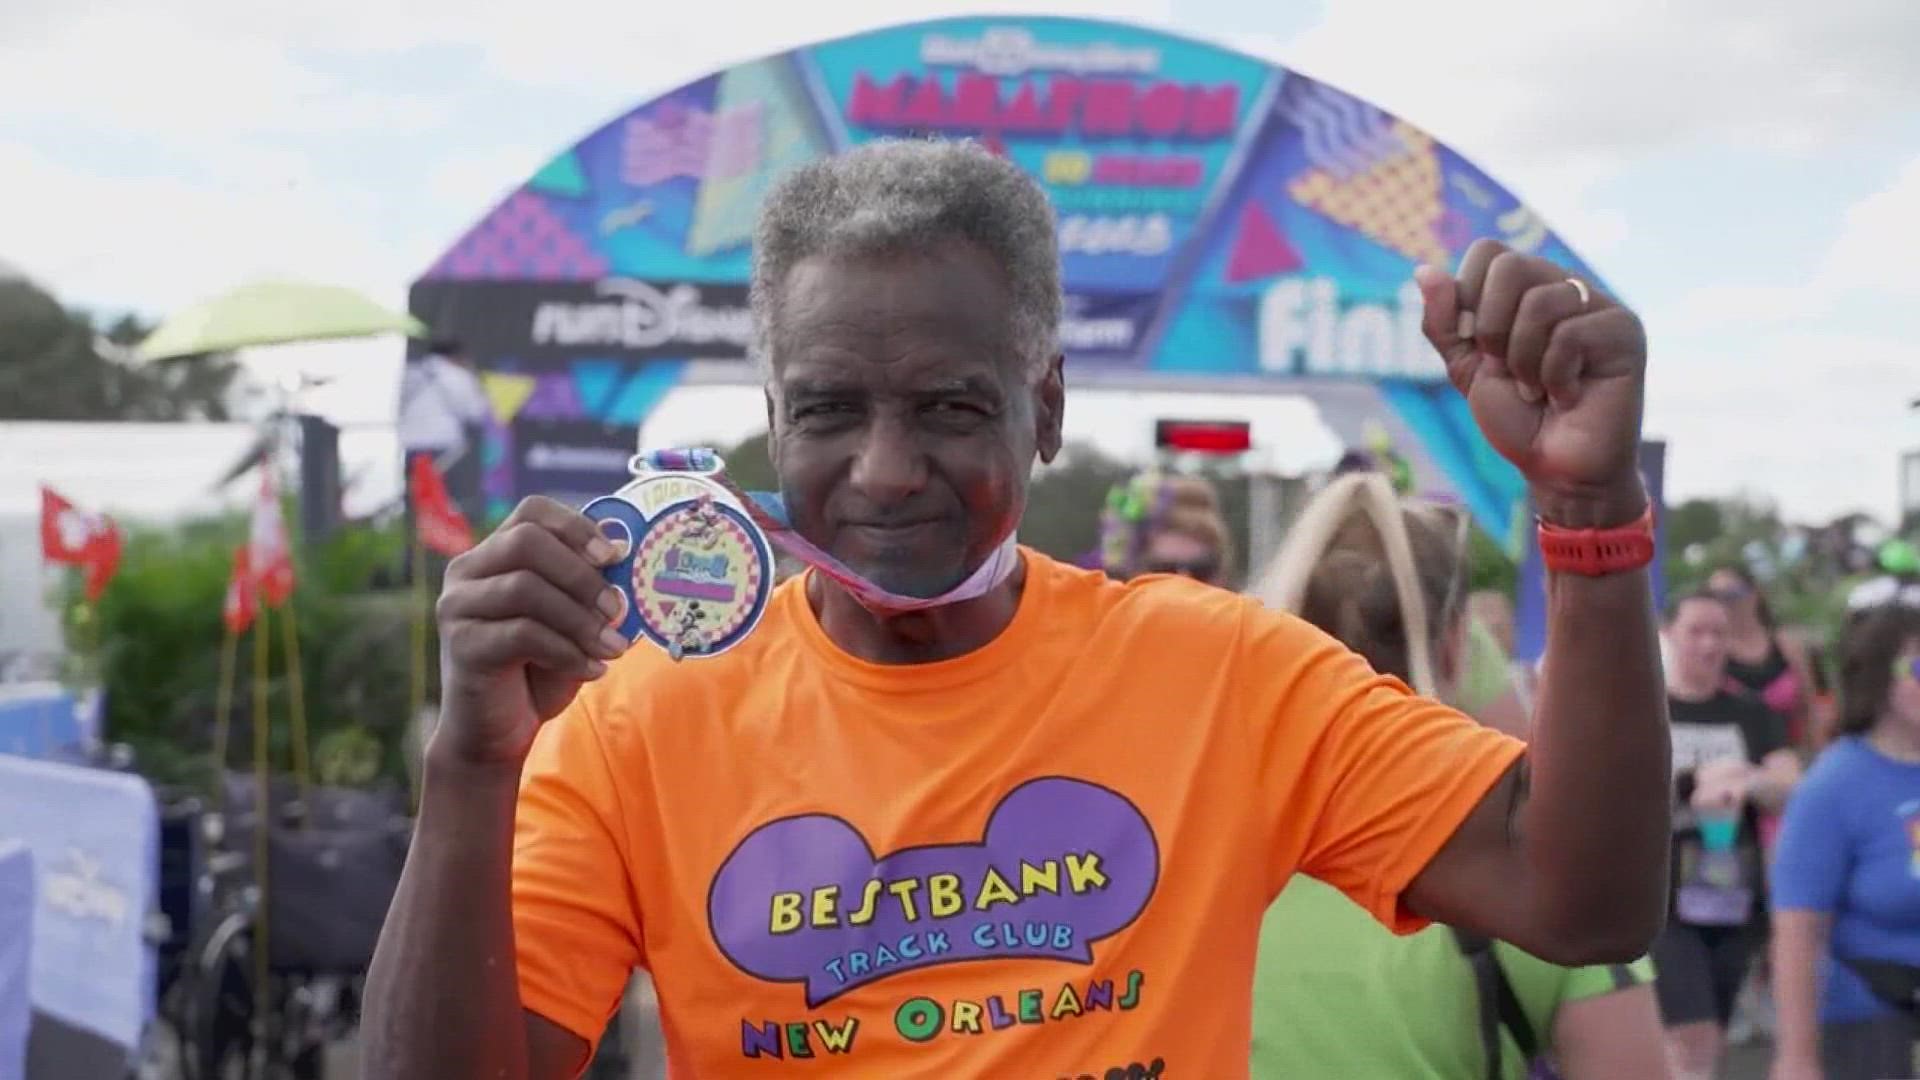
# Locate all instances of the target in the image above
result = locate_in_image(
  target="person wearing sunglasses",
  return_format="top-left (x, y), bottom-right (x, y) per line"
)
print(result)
top-left (1246, 472), bottom-right (1669, 1080)
top-left (1769, 606), bottom-right (1920, 1080)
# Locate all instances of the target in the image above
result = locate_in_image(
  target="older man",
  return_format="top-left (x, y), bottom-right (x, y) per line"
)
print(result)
top-left (363, 140), bottom-right (1669, 1079)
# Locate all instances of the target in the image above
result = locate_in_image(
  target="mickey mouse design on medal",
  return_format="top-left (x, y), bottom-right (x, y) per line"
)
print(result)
top-left (585, 461), bottom-right (775, 662)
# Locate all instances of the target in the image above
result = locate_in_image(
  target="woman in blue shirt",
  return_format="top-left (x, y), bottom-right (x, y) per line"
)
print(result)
top-left (1771, 605), bottom-right (1920, 1080)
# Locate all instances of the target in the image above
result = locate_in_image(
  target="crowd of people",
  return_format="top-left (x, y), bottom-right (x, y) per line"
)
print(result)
top-left (353, 138), bottom-right (1920, 1080)
top-left (1096, 458), bottom-right (1920, 1080)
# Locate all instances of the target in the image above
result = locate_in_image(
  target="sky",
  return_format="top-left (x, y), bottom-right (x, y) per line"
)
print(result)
top-left (2, 0), bottom-right (1916, 523)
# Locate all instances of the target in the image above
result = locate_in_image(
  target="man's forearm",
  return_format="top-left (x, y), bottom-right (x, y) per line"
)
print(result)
top-left (1527, 559), bottom-right (1671, 958)
top-left (362, 745), bottom-right (529, 1080)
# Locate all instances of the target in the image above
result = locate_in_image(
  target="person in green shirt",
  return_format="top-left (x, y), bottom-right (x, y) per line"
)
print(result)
top-left (1248, 472), bottom-right (1670, 1079)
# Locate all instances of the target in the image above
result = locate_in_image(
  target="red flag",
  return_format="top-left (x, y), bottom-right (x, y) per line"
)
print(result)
top-left (40, 486), bottom-right (122, 601)
top-left (410, 454), bottom-right (474, 556)
top-left (222, 544), bottom-right (256, 636)
top-left (249, 466), bottom-right (295, 607)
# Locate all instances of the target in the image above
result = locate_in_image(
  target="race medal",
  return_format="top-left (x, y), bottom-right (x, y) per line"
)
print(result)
top-left (583, 472), bottom-right (775, 661)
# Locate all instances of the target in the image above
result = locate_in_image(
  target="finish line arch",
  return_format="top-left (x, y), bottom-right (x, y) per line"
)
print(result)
top-left (410, 15), bottom-right (1609, 548)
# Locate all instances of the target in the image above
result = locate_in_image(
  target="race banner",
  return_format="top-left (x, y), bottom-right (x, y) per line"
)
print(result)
top-left (412, 15), bottom-right (1610, 541)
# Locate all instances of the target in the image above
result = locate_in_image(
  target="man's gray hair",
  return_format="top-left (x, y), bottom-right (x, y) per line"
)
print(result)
top-left (749, 138), bottom-right (1062, 378)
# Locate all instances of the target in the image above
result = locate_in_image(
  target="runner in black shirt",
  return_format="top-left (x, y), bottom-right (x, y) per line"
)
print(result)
top-left (1656, 590), bottom-right (1803, 1078)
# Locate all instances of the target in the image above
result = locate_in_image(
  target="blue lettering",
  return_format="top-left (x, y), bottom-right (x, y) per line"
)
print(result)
top-left (824, 957), bottom-right (847, 984)
top-left (873, 943), bottom-right (899, 968)
top-left (898, 934), bottom-right (922, 959)
top-left (1023, 921), bottom-right (1048, 947)
top-left (926, 930), bottom-right (951, 955)
top-left (973, 923), bottom-right (996, 948)
top-left (848, 950), bottom-right (871, 976)
top-left (1052, 924), bottom-right (1074, 950)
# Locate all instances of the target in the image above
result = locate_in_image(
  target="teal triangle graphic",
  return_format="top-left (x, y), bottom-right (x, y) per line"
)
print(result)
top-left (528, 151), bottom-right (588, 199)
top-left (605, 360), bottom-right (688, 424)
top-left (570, 359), bottom-right (624, 416)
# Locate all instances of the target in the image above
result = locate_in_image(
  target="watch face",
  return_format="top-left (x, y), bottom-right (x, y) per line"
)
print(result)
top-left (584, 474), bottom-right (774, 660)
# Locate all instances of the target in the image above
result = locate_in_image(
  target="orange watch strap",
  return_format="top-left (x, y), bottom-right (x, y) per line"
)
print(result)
top-left (1537, 504), bottom-right (1656, 576)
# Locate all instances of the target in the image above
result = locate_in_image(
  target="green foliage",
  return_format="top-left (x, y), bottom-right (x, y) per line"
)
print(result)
top-left (1464, 524), bottom-right (1518, 596)
top-left (723, 432), bottom-right (777, 493)
top-left (0, 278), bottom-right (242, 421)
top-left (1020, 443), bottom-right (1137, 562)
top-left (61, 510), bottom-right (417, 793)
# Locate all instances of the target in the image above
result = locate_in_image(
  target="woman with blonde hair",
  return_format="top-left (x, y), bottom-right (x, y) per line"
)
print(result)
top-left (1247, 471), bottom-right (1669, 1080)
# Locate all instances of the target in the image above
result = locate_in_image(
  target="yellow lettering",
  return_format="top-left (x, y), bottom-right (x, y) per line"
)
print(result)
top-left (812, 1016), bottom-right (859, 1054)
top-left (1065, 852), bottom-right (1108, 892)
top-left (769, 892), bottom-right (803, 934)
top-left (928, 873), bottom-right (963, 918)
top-left (950, 1000), bottom-right (984, 1034)
top-left (846, 880), bottom-right (883, 926)
top-left (974, 867), bottom-right (1020, 910)
top-left (1051, 983), bottom-right (1084, 1019)
top-left (1019, 859), bottom-right (1060, 896)
top-left (1044, 150), bottom-right (1092, 185)
top-left (809, 885), bottom-right (839, 928)
top-left (887, 878), bottom-right (922, 922)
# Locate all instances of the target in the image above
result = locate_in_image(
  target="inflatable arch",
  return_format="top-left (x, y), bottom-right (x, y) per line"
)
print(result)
top-left (410, 15), bottom-right (1610, 549)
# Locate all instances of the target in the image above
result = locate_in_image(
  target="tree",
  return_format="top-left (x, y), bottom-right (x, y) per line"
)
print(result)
top-left (0, 276), bottom-right (242, 421)
top-left (1021, 443), bottom-right (1138, 563)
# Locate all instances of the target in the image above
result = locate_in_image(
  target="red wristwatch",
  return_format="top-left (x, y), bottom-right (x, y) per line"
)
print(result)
top-left (1537, 504), bottom-right (1656, 576)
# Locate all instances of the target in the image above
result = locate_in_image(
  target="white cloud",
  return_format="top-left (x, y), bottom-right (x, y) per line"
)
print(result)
top-left (0, 8), bottom-right (449, 143)
top-left (1820, 154), bottom-right (1920, 299)
top-left (1655, 151), bottom-right (1920, 335)
top-left (1646, 330), bottom-right (1918, 520)
top-left (0, 141), bottom-right (412, 315)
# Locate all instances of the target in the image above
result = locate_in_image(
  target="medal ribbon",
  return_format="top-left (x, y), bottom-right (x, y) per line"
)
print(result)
top-left (631, 448), bottom-right (1020, 614)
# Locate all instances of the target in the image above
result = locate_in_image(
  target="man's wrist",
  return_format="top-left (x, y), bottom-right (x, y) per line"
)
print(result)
top-left (424, 737), bottom-right (526, 796)
top-left (1532, 476), bottom-right (1650, 530)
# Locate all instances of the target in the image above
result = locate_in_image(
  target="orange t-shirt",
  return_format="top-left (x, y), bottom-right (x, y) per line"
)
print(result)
top-left (513, 550), bottom-right (1522, 1077)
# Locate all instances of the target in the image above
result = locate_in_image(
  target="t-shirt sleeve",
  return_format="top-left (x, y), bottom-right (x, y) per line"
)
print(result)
top-left (1248, 607), bottom-right (1526, 934)
top-left (1769, 750), bottom-right (1853, 914)
top-left (513, 692), bottom-right (646, 1047)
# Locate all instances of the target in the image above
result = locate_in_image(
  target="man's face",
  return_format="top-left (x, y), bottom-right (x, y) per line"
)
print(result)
top-left (765, 241), bottom-right (1064, 599)
top-left (1666, 597), bottom-right (1730, 688)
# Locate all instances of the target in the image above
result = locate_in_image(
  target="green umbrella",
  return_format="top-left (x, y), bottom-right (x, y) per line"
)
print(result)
top-left (137, 280), bottom-right (426, 361)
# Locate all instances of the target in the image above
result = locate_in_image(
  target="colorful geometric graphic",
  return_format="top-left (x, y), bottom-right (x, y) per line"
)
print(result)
top-left (1289, 120), bottom-right (1450, 270)
top-left (520, 372), bottom-right (586, 421)
top-left (568, 359), bottom-right (625, 417)
top-left (480, 372), bottom-right (536, 425)
top-left (426, 192), bottom-right (609, 280)
top-left (528, 151), bottom-right (589, 199)
top-left (1224, 203), bottom-right (1304, 283)
top-left (622, 100), bottom-right (715, 188)
top-left (687, 59), bottom-right (832, 258)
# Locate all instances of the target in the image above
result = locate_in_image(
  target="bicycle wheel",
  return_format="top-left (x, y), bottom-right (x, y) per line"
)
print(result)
top-left (181, 911), bottom-right (255, 1080)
